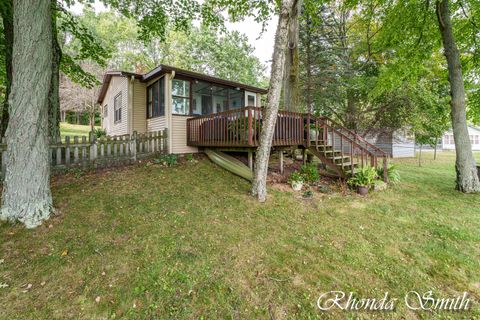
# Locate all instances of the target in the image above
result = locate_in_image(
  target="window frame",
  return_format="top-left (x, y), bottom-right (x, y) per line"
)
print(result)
top-left (147, 76), bottom-right (165, 119)
top-left (172, 78), bottom-right (191, 115)
top-left (114, 93), bottom-right (122, 124)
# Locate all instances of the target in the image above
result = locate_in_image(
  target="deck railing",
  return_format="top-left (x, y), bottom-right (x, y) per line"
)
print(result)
top-left (187, 106), bottom-right (304, 147)
top-left (186, 107), bottom-right (388, 181)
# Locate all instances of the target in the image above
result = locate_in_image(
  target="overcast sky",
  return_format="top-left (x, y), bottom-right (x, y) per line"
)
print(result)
top-left (70, 2), bottom-right (276, 73)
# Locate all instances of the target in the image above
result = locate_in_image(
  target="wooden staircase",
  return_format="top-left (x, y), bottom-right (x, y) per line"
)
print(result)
top-left (305, 116), bottom-right (389, 181)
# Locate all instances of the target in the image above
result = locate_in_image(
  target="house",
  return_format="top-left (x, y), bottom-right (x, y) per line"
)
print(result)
top-left (442, 125), bottom-right (480, 151)
top-left (363, 128), bottom-right (415, 158)
top-left (97, 64), bottom-right (389, 181)
top-left (97, 64), bottom-right (267, 154)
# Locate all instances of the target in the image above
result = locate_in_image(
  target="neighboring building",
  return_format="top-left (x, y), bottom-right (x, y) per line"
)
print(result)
top-left (364, 128), bottom-right (415, 158)
top-left (442, 125), bottom-right (480, 151)
top-left (97, 64), bottom-right (267, 154)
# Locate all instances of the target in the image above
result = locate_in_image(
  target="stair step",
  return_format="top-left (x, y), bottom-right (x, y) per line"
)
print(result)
top-left (341, 162), bottom-right (359, 168)
top-left (316, 150), bottom-right (341, 155)
top-left (329, 156), bottom-right (351, 161)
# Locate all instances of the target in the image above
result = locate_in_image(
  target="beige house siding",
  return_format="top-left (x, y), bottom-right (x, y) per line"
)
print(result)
top-left (171, 115), bottom-right (198, 154)
top-left (132, 79), bottom-right (147, 133)
top-left (101, 76), bottom-right (129, 136)
top-left (147, 116), bottom-right (167, 132)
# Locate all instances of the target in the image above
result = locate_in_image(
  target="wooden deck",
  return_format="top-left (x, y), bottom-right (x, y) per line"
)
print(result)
top-left (187, 107), bottom-right (305, 147)
top-left (186, 106), bottom-right (389, 180)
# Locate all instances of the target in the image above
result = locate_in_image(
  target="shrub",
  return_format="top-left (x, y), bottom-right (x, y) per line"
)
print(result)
top-left (185, 153), bottom-right (194, 162)
top-left (288, 171), bottom-right (304, 184)
top-left (377, 164), bottom-right (401, 183)
top-left (347, 166), bottom-right (378, 187)
top-left (93, 128), bottom-right (107, 138)
top-left (300, 163), bottom-right (319, 183)
top-left (154, 154), bottom-right (178, 167)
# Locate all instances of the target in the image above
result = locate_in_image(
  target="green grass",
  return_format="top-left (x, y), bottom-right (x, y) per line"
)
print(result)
top-left (1, 152), bottom-right (480, 319)
top-left (60, 123), bottom-right (100, 140)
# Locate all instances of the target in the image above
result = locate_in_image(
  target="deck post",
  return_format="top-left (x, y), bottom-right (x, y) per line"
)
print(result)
top-left (306, 114), bottom-right (311, 147)
top-left (302, 148), bottom-right (307, 165)
top-left (248, 150), bottom-right (253, 171)
top-left (279, 150), bottom-right (284, 174)
top-left (247, 107), bottom-right (253, 146)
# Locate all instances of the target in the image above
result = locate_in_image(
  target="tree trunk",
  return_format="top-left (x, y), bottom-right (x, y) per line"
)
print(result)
top-left (252, 0), bottom-right (296, 202)
top-left (418, 144), bottom-right (423, 167)
top-left (434, 137), bottom-right (438, 160)
top-left (282, 0), bottom-right (301, 112)
top-left (0, 0), bottom-right (13, 137)
top-left (436, 0), bottom-right (480, 193)
top-left (1, 0), bottom-right (53, 228)
top-left (304, 17), bottom-right (313, 113)
top-left (48, 7), bottom-right (62, 139)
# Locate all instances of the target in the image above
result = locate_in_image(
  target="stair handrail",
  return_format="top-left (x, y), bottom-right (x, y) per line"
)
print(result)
top-left (318, 116), bottom-right (387, 157)
top-left (309, 115), bottom-right (376, 159)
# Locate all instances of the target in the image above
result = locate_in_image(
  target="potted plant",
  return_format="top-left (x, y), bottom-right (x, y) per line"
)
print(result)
top-left (288, 171), bottom-right (305, 191)
top-left (347, 166), bottom-right (378, 195)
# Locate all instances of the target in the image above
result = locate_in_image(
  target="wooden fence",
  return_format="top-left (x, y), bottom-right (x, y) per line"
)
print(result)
top-left (0, 129), bottom-right (168, 178)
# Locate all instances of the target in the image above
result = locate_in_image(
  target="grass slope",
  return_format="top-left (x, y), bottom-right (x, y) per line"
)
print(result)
top-left (0, 152), bottom-right (479, 319)
top-left (60, 123), bottom-right (99, 140)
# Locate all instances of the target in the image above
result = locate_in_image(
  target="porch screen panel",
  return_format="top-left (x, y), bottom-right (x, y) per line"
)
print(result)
top-left (147, 76), bottom-right (165, 118)
top-left (228, 89), bottom-right (244, 110)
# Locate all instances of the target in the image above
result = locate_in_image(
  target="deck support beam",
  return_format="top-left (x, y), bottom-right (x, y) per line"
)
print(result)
top-left (248, 151), bottom-right (253, 171)
top-left (302, 149), bottom-right (307, 165)
top-left (279, 150), bottom-right (284, 174)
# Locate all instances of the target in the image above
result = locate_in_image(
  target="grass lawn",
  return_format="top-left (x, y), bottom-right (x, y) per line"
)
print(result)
top-left (60, 123), bottom-right (100, 140)
top-left (1, 151), bottom-right (479, 319)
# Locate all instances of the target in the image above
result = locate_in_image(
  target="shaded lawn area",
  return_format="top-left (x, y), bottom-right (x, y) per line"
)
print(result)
top-left (1, 152), bottom-right (480, 319)
top-left (60, 123), bottom-right (99, 140)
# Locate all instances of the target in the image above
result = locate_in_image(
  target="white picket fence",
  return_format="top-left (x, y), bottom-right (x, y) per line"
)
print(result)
top-left (0, 129), bottom-right (168, 178)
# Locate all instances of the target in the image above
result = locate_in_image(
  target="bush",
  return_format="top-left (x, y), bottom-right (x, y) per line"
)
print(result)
top-left (185, 153), bottom-right (194, 162)
top-left (288, 171), bottom-right (304, 184)
top-left (300, 163), bottom-right (319, 183)
top-left (154, 154), bottom-right (178, 166)
top-left (93, 128), bottom-right (107, 138)
top-left (347, 166), bottom-right (378, 187)
top-left (377, 164), bottom-right (401, 183)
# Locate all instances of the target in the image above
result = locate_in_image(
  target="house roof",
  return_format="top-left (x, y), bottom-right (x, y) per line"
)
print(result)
top-left (97, 64), bottom-right (268, 104)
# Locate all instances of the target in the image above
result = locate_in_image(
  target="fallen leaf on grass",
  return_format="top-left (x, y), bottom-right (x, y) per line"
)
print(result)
top-left (61, 249), bottom-right (68, 256)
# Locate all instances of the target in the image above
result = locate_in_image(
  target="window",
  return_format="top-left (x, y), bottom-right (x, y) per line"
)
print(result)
top-left (446, 134), bottom-right (454, 145)
top-left (474, 135), bottom-right (479, 145)
top-left (114, 93), bottom-right (122, 123)
top-left (104, 105), bottom-right (108, 118)
top-left (247, 94), bottom-right (256, 106)
top-left (147, 77), bottom-right (165, 118)
top-left (172, 79), bottom-right (190, 115)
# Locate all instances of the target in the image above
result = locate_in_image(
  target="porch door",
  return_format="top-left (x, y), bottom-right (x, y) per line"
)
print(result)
top-left (202, 95), bottom-right (213, 115)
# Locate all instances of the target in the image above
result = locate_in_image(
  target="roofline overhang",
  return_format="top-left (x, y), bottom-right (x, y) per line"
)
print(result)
top-left (97, 64), bottom-right (268, 104)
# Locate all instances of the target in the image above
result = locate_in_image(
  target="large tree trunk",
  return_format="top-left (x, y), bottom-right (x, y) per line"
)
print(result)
top-left (282, 0), bottom-right (301, 112)
top-left (48, 7), bottom-right (62, 139)
top-left (1, 0), bottom-right (53, 228)
top-left (304, 17), bottom-right (313, 113)
top-left (0, 0), bottom-right (13, 137)
top-left (252, 0), bottom-right (296, 202)
top-left (436, 0), bottom-right (480, 193)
